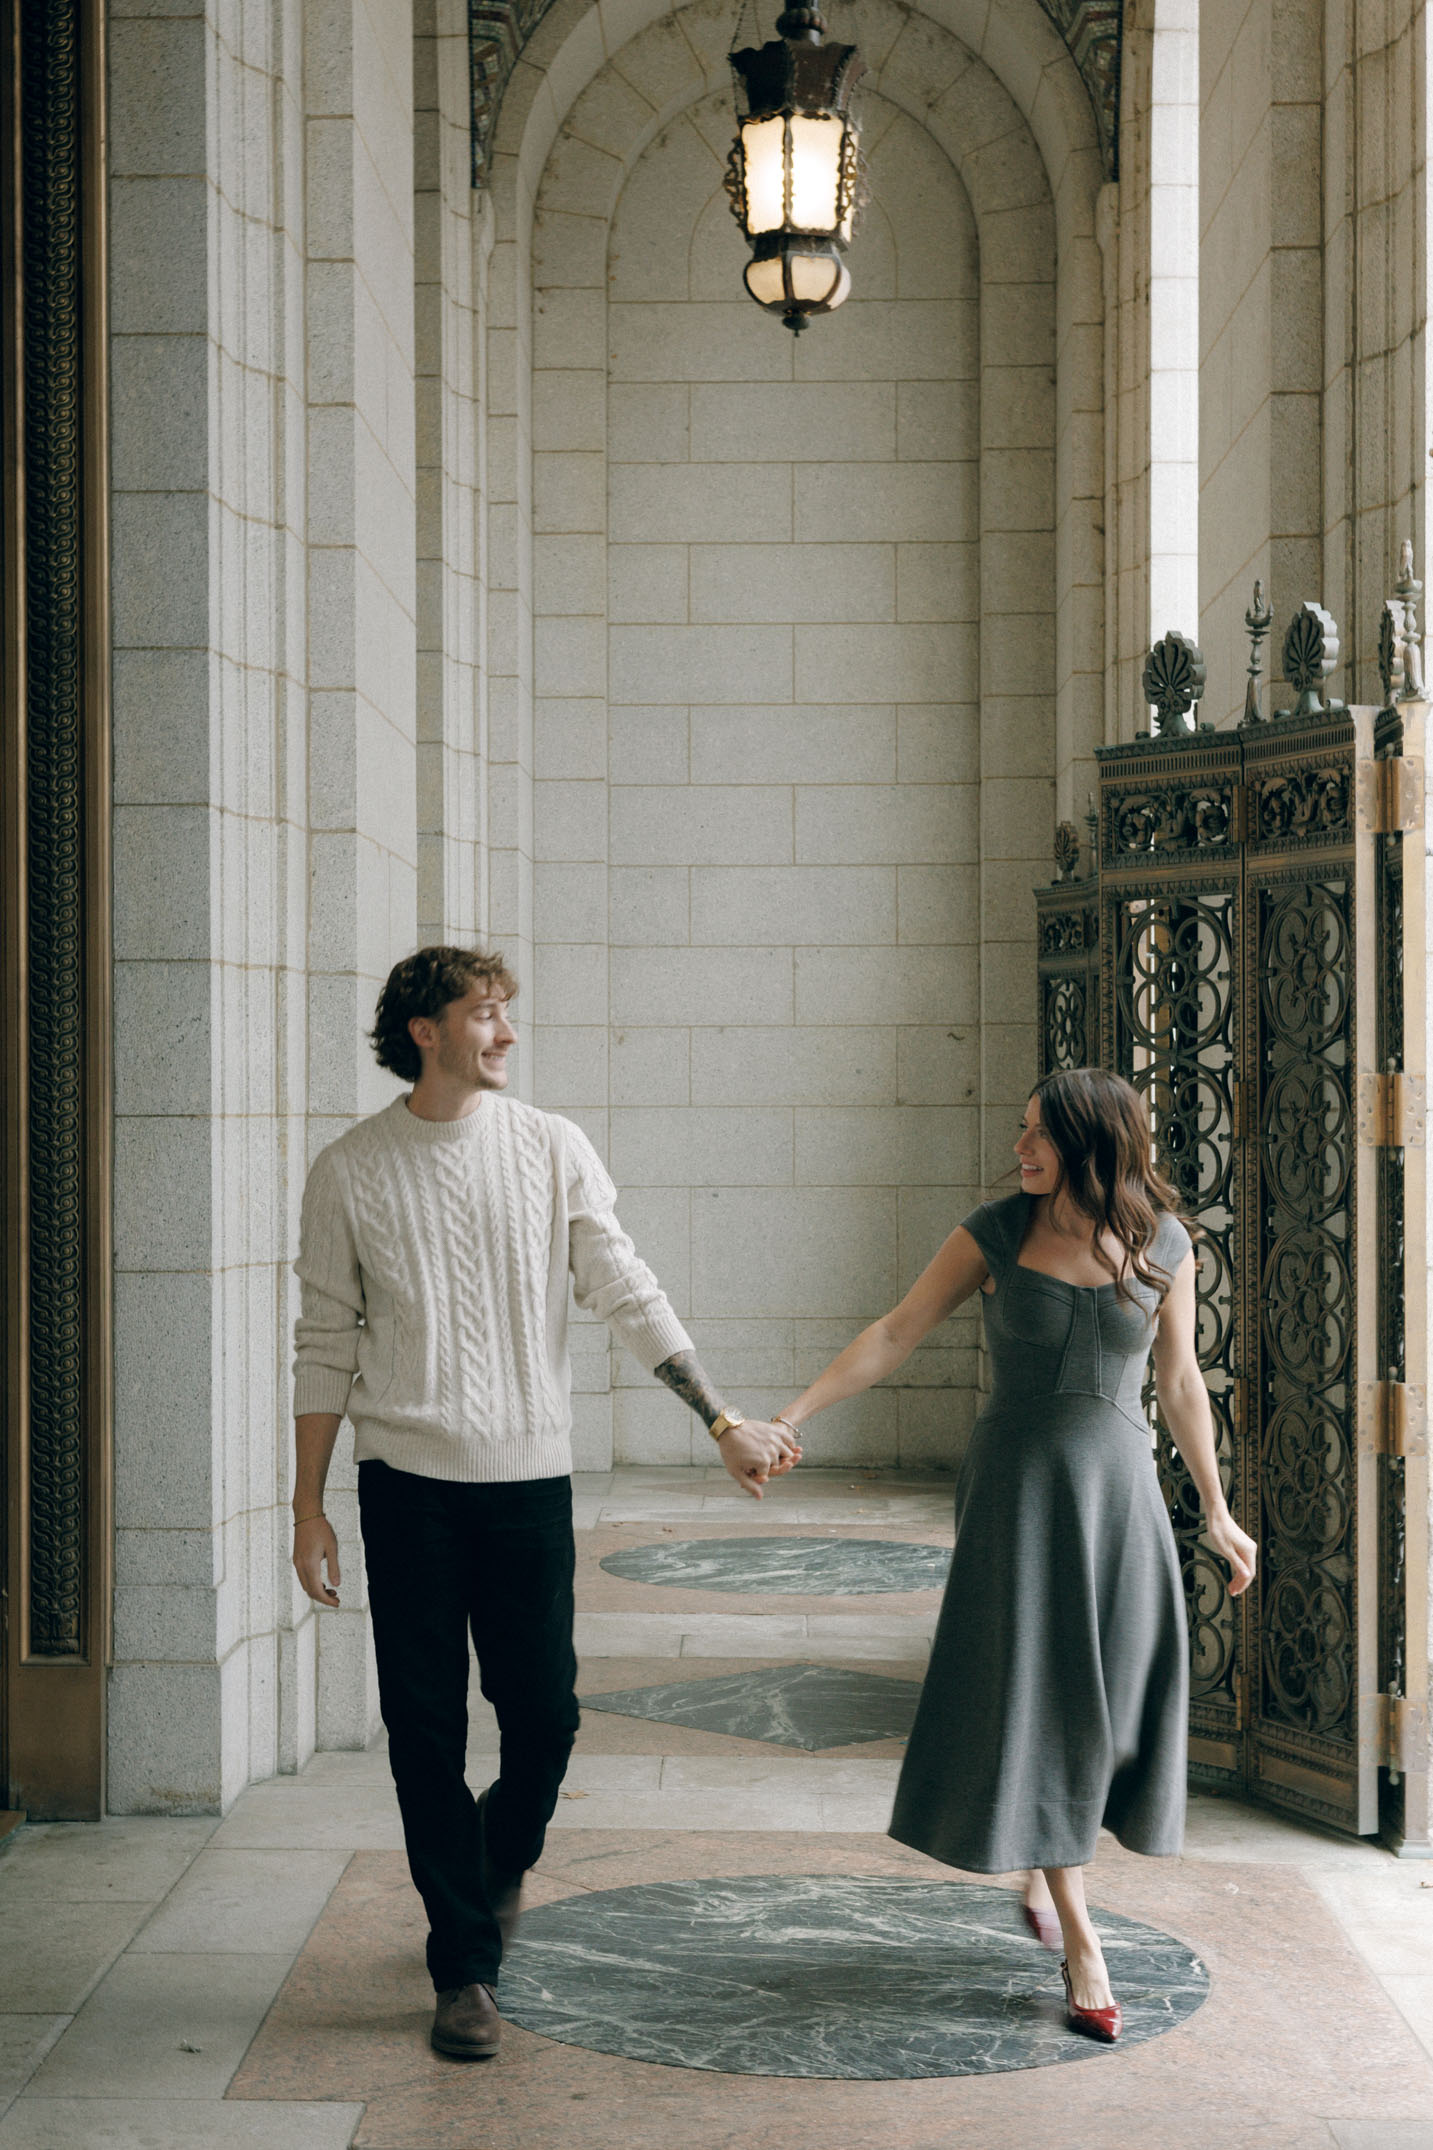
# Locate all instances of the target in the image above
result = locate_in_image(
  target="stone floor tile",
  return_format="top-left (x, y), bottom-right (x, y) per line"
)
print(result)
top-left (0, 2020), bottom-right (69, 2112)
top-left (25, 1954), bottom-right (295, 2100)
top-left (656, 1754), bottom-right (899, 1796)
top-left (0, 1904), bottom-right (154, 2015)
top-left (804, 1612), bottom-right (936, 1641)
top-left (208, 1787), bottom-right (403, 1853)
top-left (1329, 2124), bottom-right (1433, 2149)
top-left (1181, 1798), bottom-right (1393, 1868)
top-left (127, 1850), bottom-right (351, 1955)
top-left (553, 1757), bottom-right (664, 1796)
top-left (572, 1613), bottom-right (684, 1655)
top-left (1381, 1974), bottom-right (1433, 2061)
top-left (661, 1613), bottom-right (817, 1648)
top-left (0, 2100), bottom-right (364, 2148)
top-left (294, 1751), bottom-right (397, 1788)
top-left (0, 1820), bottom-right (216, 1905)
top-left (547, 1787), bottom-right (827, 1831)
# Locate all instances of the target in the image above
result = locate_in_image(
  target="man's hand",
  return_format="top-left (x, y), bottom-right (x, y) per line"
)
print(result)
top-left (717, 1418), bottom-right (801, 1499)
top-left (293, 1515), bottom-right (342, 1605)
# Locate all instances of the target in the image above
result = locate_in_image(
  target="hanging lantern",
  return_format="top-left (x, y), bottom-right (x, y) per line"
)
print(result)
top-left (724, 5), bottom-right (867, 334)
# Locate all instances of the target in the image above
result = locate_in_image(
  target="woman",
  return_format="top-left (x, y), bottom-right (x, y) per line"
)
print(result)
top-left (766, 1067), bottom-right (1257, 2041)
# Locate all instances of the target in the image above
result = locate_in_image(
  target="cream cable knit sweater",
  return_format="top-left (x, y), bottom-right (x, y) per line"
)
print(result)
top-left (292, 1094), bottom-right (693, 1483)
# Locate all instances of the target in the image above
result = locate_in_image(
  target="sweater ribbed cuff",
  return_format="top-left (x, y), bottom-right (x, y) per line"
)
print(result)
top-left (619, 1307), bottom-right (695, 1375)
top-left (293, 1366), bottom-right (355, 1419)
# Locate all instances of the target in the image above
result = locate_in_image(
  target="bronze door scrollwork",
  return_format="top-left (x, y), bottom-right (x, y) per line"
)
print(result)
top-left (1039, 626), bottom-right (1429, 1849)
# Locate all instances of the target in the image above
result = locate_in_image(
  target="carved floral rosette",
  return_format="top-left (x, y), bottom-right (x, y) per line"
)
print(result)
top-left (1106, 781), bottom-right (1234, 860)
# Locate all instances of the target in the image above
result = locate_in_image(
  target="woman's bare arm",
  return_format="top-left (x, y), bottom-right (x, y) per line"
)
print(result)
top-left (1151, 1251), bottom-right (1258, 1594)
top-left (772, 1225), bottom-right (990, 1432)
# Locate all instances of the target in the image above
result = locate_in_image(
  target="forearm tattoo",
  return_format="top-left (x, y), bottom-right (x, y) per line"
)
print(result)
top-left (653, 1350), bottom-right (728, 1429)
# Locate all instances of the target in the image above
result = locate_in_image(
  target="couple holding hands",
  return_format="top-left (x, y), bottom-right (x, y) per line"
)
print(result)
top-left (291, 945), bottom-right (1256, 2060)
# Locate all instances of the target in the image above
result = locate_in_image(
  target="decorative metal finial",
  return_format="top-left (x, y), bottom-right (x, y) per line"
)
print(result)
top-left (1141, 630), bottom-right (1206, 739)
top-left (1379, 600), bottom-right (1404, 707)
top-left (1242, 579), bottom-right (1273, 724)
top-left (1278, 600), bottom-right (1341, 719)
top-left (1396, 539), bottom-right (1425, 700)
top-left (1053, 821), bottom-right (1080, 882)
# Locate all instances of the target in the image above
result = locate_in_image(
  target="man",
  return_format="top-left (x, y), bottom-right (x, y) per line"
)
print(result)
top-left (291, 946), bottom-right (797, 2060)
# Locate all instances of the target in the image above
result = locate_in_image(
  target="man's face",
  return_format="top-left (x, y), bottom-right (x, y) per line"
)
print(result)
top-left (423, 982), bottom-right (516, 1091)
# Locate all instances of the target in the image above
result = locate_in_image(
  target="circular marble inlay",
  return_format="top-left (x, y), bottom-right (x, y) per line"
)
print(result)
top-left (501, 1874), bottom-right (1209, 2078)
top-left (598, 1535), bottom-right (950, 1595)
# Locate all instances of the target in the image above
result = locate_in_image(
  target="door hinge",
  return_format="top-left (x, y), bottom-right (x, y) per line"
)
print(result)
top-left (1357, 755), bottom-right (1425, 833)
top-left (1359, 1069), bottom-right (1427, 1147)
top-left (1360, 1380), bottom-right (1429, 1456)
top-left (1378, 1694), bottom-right (1430, 1775)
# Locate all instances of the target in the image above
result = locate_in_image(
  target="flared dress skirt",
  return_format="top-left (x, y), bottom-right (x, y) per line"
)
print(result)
top-left (888, 1193), bottom-right (1192, 1874)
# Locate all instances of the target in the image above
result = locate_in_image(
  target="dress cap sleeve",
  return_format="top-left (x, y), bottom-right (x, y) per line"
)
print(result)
top-left (1153, 1209), bottom-right (1193, 1280)
top-left (959, 1194), bottom-right (1024, 1282)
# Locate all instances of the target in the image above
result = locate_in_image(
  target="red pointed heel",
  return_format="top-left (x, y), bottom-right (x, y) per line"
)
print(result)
top-left (1061, 1958), bottom-right (1122, 2043)
top-left (1022, 1902), bottom-right (1062, 1952)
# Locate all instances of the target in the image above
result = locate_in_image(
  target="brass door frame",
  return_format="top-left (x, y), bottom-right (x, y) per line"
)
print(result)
top-left (1, 0), bottom-right (112, 1820)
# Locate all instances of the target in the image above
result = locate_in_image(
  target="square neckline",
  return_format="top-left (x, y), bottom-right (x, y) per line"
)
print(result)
top-left (1009, 1192), bottom-right (1129, 1295)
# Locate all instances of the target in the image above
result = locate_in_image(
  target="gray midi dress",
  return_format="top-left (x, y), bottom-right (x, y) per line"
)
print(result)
top-left (888, 1192), bottom-right (1192, 1873)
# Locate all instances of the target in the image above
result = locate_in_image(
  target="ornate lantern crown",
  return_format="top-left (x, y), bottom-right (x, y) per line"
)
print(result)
top-left (724, 5), bottom-right (867, 334)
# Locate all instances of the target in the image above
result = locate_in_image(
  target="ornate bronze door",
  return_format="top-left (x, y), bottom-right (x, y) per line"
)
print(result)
top-left (1036, 608), bottom-right (1429, 1848)
top-left (1097, 730), bottom-right (1248, 1789)
top-left (1, 0), bottom-right (113, 1819)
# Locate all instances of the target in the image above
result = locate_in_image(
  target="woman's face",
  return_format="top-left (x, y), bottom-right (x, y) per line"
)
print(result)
top-left (1015, 1095), bottom-right (1061, 1196)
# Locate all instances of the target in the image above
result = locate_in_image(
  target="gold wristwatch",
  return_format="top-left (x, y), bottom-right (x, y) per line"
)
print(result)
top-left (708, 1407), bottom-right (746, 1444)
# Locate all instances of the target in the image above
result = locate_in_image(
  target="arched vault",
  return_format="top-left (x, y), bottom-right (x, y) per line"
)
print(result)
top-left (469, 0), bottom-right (1122, 185)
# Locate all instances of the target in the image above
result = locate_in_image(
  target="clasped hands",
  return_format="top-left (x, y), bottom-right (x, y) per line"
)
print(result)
top-left (716, 1418), bottom-right (802, 1500)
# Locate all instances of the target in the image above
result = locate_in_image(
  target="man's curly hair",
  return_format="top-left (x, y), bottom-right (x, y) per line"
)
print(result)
top-left (369, 946), bottom-right (518, 1084)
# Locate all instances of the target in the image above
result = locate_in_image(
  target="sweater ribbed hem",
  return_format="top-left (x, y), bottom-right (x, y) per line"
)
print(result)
top-left (294, 1366), bottom-right (356, 1418)
top-left (351, 1417), bottom-right (575, 1484)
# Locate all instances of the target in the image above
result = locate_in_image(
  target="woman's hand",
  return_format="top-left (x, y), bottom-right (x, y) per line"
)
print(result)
top-left (1204, 1507), bottom-right (1257, 1597)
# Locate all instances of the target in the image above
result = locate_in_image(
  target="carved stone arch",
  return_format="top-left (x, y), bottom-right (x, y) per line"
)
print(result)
top-left (472, 0), bottom-right (1117, 188)
top-left (483, 0), bottom-right (1105, 819)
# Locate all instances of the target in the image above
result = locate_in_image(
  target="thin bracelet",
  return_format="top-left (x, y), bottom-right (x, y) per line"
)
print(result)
top-left (293, 1511), bottom-right (327, 1525)
top-left (773, 1414), bottom-right (801, 1437)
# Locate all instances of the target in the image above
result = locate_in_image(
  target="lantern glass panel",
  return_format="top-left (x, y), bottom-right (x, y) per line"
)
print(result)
top-left (744, 255), bottom-right (787, 306)
top-left (741, 116), bottom-right (786, 233)
top-left (789, 250), bottom-right (841, 303)
top-left (788, 114), bottom-right (841, 231)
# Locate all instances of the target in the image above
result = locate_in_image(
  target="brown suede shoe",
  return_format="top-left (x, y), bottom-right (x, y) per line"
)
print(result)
top-left (431, 1981), bottom-right (501, 2060)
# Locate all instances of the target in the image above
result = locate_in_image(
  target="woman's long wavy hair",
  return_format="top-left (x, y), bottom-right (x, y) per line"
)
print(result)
top-left (1028, 1067), bottom-right (1194, 1303)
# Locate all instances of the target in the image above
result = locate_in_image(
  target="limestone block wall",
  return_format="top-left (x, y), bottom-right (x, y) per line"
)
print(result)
top-left (1320, 0), bottom-right (1429, 703)
top-left (1199, 0), bottom-right (1325, 724)
top-left (106, 0), bottom-right (422, 1810)
top-left (414, 0), bottom-right (487, 946)
top-left (108, 0), bottom-right (313, 1810)
top-left (506, 0), bottom-right (1083, 1473)
top-left (1105, 0), bottom-right (1199, 740)
top-left (300, 0), bottom-right (420, 1757)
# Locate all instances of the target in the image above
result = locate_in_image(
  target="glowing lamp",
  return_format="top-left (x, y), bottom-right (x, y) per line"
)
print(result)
top-left (724, 6), bottom-right (866, 334)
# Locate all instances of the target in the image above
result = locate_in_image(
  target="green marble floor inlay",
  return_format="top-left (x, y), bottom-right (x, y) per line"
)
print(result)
top-left (501, 1875), bottom-right (1210, 2078)
top-left (599, 1536), bottom-right (951, 1596)
top-left (580, 1663), bottom-right (921, 1751)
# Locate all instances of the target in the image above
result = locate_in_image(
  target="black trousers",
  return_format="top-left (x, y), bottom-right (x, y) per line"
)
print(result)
top-left (358, 1460), bottom-right (580, 1990)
